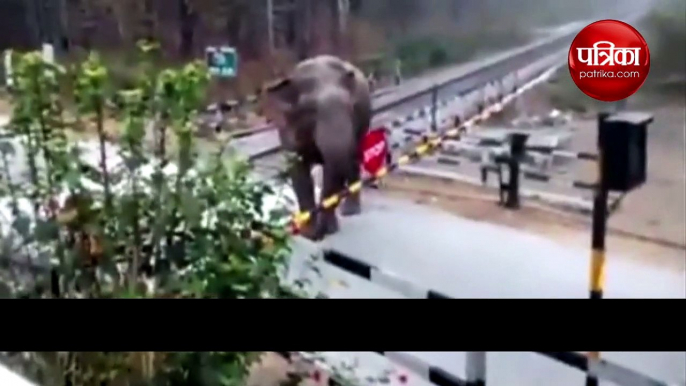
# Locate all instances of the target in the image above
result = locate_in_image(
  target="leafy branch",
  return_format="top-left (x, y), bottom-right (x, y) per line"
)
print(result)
top-left (0, 43), bottom-right (302, 384)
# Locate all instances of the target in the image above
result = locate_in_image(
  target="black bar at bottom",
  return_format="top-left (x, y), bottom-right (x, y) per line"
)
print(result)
top-left (323, 250), bottom-right (372, 280)
top-left (585, 376), bottom-right (599, 386)
top-left (429, 367), bottom-right (469, 386)
top-left (427, 290), bottom-right (453, 299)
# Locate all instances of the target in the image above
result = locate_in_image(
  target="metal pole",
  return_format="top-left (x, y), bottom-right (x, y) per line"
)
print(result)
top-left (3, 51), bottom-right (13, 89)
top-left (465, 352), bottom-right (486, 386)
top-left (586, 112), bottom-right (611, 386)
top-left (267, 0), bottom-right (274, 53)
top-left (590, 146), bottom-right (608, 299)
top-left (590, 111), bottom-right (611, 300)
top-left (431, 85), bottom-right (438, 132)
top-left (24, 0), bottom-right (40, 47)
top-left (505, 133), bottom-right (528, 209)
top-left (338, 0), bottom-right (349, 35)
top-left (33, 0), bottom-right (48, 45)
top-left (52, 0), bottom-right (67, 54)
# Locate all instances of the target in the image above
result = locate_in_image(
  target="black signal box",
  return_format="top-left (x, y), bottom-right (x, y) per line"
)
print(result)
top-left (508, 132), bottom-right (529, 160)
top-left (599, 112), bottom-right (653, 192)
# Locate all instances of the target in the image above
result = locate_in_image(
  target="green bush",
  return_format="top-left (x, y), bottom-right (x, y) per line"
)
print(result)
top-left (643, 0), bottom-right (686, 80)
top-left (391, 26), bottom-right (530, 77)
top-left (428, 46), bottom-right (450, 68)
top-left (0, 43), bottom-right (303, 384)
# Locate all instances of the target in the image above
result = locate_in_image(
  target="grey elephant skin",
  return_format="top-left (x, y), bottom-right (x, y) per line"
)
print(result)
top-left (264, 55), bottom-right (372, 241)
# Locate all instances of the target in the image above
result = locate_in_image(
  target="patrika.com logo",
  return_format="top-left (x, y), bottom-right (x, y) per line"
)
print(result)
top-left (568, 19), bottom-right (650, 102)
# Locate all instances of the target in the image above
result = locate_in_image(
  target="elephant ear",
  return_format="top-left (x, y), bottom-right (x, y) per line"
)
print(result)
top-left (265, 77), bottom-right (299, 112)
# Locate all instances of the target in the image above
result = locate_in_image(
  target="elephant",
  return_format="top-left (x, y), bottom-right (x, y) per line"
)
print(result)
top-left (264, 55), bottom-right (372, 241)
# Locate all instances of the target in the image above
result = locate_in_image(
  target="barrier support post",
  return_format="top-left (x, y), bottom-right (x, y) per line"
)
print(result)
top-left (431, 85), bottom-right (438, 132)
top-left (590, 111), bottom-right (611, 301)
top-left (466, 352), bottom-right (486, 386)
top-left (504, 133), bottom-right (528, 209)
top-left (586, 112), bottom-right (611, 386)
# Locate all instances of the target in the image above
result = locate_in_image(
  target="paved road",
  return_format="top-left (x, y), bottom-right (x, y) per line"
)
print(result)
top-left (279, 191), bottom-right (684, 384)
top-left (284, 192), bottom-right (685, 300)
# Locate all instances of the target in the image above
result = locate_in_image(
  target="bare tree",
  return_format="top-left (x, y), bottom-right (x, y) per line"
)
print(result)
top-left (178, 0), bottom-right (196, 57)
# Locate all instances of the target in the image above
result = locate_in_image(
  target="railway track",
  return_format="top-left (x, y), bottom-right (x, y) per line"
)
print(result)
top-left (247, 9), bottom-right (650, 214)
top-left (234, 9), bottom-right (649, 166)
top-left (248, 48), bottom-right (567, 188)
top-left (231, 19), bottom-right (587, 162)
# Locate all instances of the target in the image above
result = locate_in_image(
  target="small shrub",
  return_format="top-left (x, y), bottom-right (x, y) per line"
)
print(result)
top-left (392, 25), bottom-right (530, 77)
top-left (0, 42), bottom-right (301, 384)
top-left (428, 46), bottom-right (450, 68)
top-left (641, 0), bottom-right (686, 90)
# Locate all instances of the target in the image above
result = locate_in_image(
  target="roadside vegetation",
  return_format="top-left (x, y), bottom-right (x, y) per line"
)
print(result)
top-left (0, 44), bottom-right (314, 384)
top-left (0, 0), bottom-right (629, 99)
top-left (640, 0), bottom-right (686, 97)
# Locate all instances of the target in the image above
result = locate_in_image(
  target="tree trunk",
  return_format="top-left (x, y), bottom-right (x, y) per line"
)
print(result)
top-left (24, 0), bottom-right (41, 47)
top-left (178, 0), bottom-right (195, 58)
top-left (295, 0), bottom-right (311, 60)
top-left (331, 0), bottom-right (340, 53)
top-left (142, 0), bottom-right (155, 41)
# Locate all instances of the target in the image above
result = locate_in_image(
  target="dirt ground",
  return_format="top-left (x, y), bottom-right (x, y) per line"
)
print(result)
top-left (380, 173), bottom-right (685, 272)
top-left (533, 79), bottom-right (686, 248)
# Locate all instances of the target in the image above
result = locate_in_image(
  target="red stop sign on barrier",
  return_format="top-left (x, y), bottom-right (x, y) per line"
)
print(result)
top-left (361, 127), bottom-right (388, 176)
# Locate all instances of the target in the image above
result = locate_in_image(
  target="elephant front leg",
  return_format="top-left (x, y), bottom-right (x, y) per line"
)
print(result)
top-left (341, 152), bottom-right (362, 217)
top-left (289, 159), bottom-right (319, 240)
top-left (314, 163), bottom-right (346, 239)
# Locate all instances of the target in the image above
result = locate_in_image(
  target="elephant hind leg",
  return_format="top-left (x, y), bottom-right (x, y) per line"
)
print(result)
top-left (341, 141), bottom-right (363, 217)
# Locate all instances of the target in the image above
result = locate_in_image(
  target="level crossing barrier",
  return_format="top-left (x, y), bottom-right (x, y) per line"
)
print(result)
top-left (288, 62), bottom-right (564, 232)
top-left (421, 111), bottom-right (654, 307)
top-left (481, 133), bottom-right (602, 211)
top-left (323, 249), bottom-right (451, 299)
top-left (316, 110), bottom-right (656, 386)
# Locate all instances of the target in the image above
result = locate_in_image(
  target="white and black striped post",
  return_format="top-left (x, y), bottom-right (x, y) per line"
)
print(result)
top-left (465, 352), bottom-right (486, 386)
top-left (504, 132), bottom-right (529, 209)
top-left (3, 50), bottom-right (13, 89)
top-left (431, 85), bottom-right (439, 132)
top-left (322, 250), bottom-right (452, 299)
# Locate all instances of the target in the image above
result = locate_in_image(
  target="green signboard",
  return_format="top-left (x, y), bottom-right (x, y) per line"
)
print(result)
top-left (206, 46), bottom-right (238, 78)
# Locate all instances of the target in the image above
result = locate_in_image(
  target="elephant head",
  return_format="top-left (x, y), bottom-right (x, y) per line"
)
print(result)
top-left (265, 60), bottom-right (361, 151)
